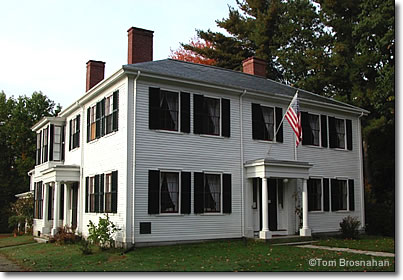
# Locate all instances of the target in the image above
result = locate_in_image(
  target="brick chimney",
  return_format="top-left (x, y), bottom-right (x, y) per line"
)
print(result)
top-left (86, 60), bottom-right (105, 92)
top-left (242, 57), bottom-right (267, 77)
top-left (127, 27), bottom-right (154, 64)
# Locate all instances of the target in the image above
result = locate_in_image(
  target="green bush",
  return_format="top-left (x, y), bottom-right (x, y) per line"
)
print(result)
top-left (87, 214), bottom-right (120, 250)
top-left (339, 216), bottom-right (361, 239)
top-left (79, 238), bottom-right (93, 255)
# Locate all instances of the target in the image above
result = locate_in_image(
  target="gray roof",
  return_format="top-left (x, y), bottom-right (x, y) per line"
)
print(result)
top-left (123, 59), bottom-right (367, 113)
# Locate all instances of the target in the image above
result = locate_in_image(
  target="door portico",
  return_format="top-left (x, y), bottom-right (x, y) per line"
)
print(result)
top-left (245, 158), bottom-right (312, 239)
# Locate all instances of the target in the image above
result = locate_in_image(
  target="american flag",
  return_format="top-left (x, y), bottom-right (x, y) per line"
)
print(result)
top-left (285, 91), bottom-right (302, 146)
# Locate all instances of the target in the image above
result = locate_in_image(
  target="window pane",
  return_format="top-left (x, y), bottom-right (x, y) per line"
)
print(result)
top-left (309, 114), bottom-right (320, 146)
top-left (159, 91), bottom-right (179, 131)
top-left (204, 174), bottom-right (221, 212)
top-left (308, 179), bottom-right (322, 211)
top-left (160, 172), bottom-right (179, 213)
top-left (335, 119), bottom-right (345, 149)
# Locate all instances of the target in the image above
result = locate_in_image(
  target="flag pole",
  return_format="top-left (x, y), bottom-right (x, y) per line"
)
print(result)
top-left (265, 90), bottom-right (299, 158)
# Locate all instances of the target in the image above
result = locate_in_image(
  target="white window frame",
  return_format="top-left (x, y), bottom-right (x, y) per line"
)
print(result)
top-left (308, 177), bottom-right (324, 212)
top-left (156, 88), bottom-right (181, 133)
top-left (203, 172), bottom-right (223, 214)
top-left (333, 117), bottom-right (347, 150)
top-left (332, 178), bottom-right (349, 212)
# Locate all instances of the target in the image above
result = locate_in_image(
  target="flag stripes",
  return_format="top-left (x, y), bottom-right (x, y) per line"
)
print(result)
top-left (285, 92), bottom-right (302, 146)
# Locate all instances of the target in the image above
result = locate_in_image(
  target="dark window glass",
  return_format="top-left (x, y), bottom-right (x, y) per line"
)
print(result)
top-left (204, 97), bottom-right (220, 135)
top-left (308, 179), bottom-right (322, 211)
top-left (335, 118), bottom-right (345, 149)
top-left (160, 172), bottom-right (179, 213)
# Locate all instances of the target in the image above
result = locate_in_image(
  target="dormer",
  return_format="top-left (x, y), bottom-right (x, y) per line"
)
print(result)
top-left (32, 117), bottom-right (66, 166)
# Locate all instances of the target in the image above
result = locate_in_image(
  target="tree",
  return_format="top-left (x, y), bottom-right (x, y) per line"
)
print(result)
top-left (0, 91), bottom-right (61, 233)
top-left (170, 37), bottom-right (216, 65)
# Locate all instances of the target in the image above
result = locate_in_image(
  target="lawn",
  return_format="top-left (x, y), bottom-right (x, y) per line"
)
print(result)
top-left (0, 236), bottom-right (395, 272)
top-left (0, 235), bottom-right (34, 248)
top-left (315, 235), bottom-right (395, 253)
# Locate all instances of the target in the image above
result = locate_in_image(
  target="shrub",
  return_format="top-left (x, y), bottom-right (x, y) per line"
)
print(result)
top-left (339, 216), bottom-right (361, 239)
top-left (8, 193), bottom-right (34, 234)
top-left (87, 214), bottom-right (120, 250)
top-left (50, 226), bottom-right (81, 245)
top-left (79, 238), bottom-right (93, 255)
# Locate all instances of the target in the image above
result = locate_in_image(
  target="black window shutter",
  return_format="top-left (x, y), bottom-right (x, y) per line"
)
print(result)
top-left (331, 179), bottom-right (338, 211)
top-left (323, 178), bottom-right (330, 211)
top-left (180, 92), bottom-right (190, 133)
top-left (101, 98), bottom-right (105, 136)
top-left (252, 178), bottom-right (258, 208)
top-left (76, 115), bottom-right (81, 148)
top-left (95, 101), bottom-right (101, 138)
top-left (252, 103), bottom-right (263, 140)
top-left (94, 174), bottom-right (100, 213)
top-left (87, 108), bottom-right (91, 142)
top-left (49, 124), bottom-right (54, 161)
top-left (348, 179), bottom-right (355, 211)
top-left (99, 174), bottom-right (104, 213)
top-left (321, 115), bottom-right (328, 148)
top-left (193, 94), bottom-right (204, 134)
top-left (113, 90), bottom-right (119, 131)
top-left (85, 177), bottom-right (89, 213)
top-left (59, 185), bottom-right (64, 220)
top-left (48, 185), bottom-right (53, 220)
top-left (111, 171), bottom-right (118, 213)
top-left (328, 117), bottom-right (337, 148)
top-left (307, 179), bottom-right (313, 211)
top-left (194, 172), bottom-right (204, 214)
top-left (148, 170), bottom-right (160, 214)
top-left (69, 119), bottom-right (72, 151)
top-left (223, 174), bottom-right (232, 214)
top-left (301, 112), bottom-right (311, 145)
top-left (346, 119), bottom-right (353, 150)
top-left (222, 98), bottom-right (230, 137)
top-left (149, 87), bottom-right (160, 130)
top-left (61, 125), bottom-right (66, 160)
top-left (180, 172), bottom-right (191, 214)
top-left (275, 107), bottom-right (283, 142)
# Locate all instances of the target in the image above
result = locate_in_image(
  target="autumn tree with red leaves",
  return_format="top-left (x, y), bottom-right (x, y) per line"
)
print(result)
top-left (169, 37), bottom-right (215, 65)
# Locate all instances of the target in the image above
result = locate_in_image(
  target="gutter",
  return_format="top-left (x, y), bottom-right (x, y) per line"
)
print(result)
top-left (239, 90), bottom-right (246, 238)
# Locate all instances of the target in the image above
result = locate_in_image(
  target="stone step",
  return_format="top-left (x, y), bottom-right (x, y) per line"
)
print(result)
top-left (34, 237), bottom-right (49, 244)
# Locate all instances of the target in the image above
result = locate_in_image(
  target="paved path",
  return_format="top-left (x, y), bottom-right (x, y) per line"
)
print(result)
top-left (0, 254), bottom-right (23, 272)
top-left (297, 244), bottom-right (395, 258)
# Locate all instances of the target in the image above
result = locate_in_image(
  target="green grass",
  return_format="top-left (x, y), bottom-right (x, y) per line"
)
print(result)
top-left (0, 235), bottom-right (35, 248)
top-left (0, 238), bottom-right (394, 272)
top-left (315, 235), bottom-right (395, 253)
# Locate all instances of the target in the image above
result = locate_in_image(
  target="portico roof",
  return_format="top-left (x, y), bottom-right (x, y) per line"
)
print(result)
top-left (244, 157), bottom-right (312, 179)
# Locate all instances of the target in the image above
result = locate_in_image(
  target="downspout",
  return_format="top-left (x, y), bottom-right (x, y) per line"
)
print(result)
top-left (78, 101), bottom-right (85, 234)
top-left (239, 90), bottom-right (247, 238)
top-left (358, 112), bottom-right (365, 230)
top-left (131, 70), bottom-right (141, 246)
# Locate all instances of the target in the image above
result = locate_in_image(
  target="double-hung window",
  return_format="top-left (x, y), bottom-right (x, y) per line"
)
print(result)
top-left (105, 95), bottom-right (114, 134)
top-left (34, 182), bottom-right (43, 219)
top-left (331, 179), bottom-right (348, 211)
top-left (42, 126), bottom-right (49, 162)
top-left (204, 97), bottom-right (220, 136)
top-left (252, 104), bottom-right (283, 142)
top-left (308, 179), bottom-right (322, 211)
top-left (204, 174), bottom-right (221, 213)
top-left (160, 172), bottom-right (180, 213)
top-left (89, 106), bottom-right (96, 141)
top-left (69, 115), bottom-right (80, 150)
top-left (149, 88), bottom-right (183, 132)
top-left (36, 132), bottom-right (42, 165)
top-left (104, 173), bottom-right (113, 213)
top-left (302, 112), bottom-right (320, 146)
top-left (329, 117), bottom-right (352, 150)
top-left (89, 177), bottom-right (95, 212)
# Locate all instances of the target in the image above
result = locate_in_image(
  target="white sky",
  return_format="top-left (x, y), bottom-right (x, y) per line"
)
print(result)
top-left (0, 0), bottom-right (237, 108)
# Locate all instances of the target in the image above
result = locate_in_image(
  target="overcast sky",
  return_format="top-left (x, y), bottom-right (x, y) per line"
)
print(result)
top-left (0, 0), bottom-right (237, 108)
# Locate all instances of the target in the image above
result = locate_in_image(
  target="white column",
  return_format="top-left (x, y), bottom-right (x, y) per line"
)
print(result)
top-left (259, 177), bottom-right (272, 239)
top-left (51, 181), bottom-right (61, 235)
top-left (62, 183), bottom-right (70, 228)
top-left (41, 183), bottom-right (49, 234)
top-left (300, 178), bottom-right (311, 236)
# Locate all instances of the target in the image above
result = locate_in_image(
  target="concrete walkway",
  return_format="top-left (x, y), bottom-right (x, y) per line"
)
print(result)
top-left (0, 254), bottom-right (23, 272)
top-left (297, 244), bottom-right (395, 258)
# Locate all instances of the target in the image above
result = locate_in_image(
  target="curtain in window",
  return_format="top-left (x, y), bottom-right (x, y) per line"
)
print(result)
top-left (205, 174), bottom-right (220, 212)
top-left (205, 98), bottom-right (220, 135)
top-left (336, 119), bottom-right (345, 148)
top-left (160, 173), bottom-right (178, 213)
top-left (166, 92), bottom-right (178, 130)
top-left (261, 107), bottom-right (274, 140)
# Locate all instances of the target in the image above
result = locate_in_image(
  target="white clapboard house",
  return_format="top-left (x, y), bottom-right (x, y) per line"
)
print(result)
top-left (29, 27), bottom-right (368, 247)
